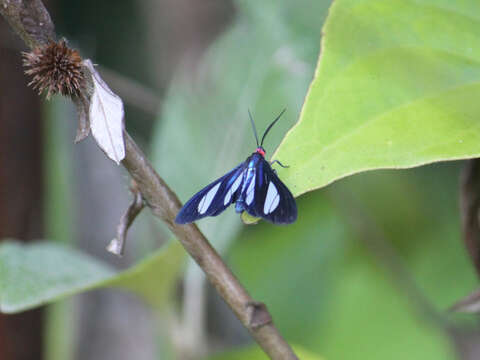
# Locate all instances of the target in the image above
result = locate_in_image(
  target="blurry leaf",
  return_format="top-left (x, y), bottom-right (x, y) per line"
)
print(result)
top-left (208, 344), bottom-right (323, 360)
top-left (335, 166), bottom-right (477, 311)
top-left (229, 191), bottom-right (347, 348)
top-left (84, 59), bottom-right (125, 164)
top-left (275, 0), bottom-right (480, 197)
top-left (151, 0), bottom-right (330, 247)
top-left (0, 241), bottom-right (114, 313)
top-left (228, 170), bottom-right (467, 359)
top-left (0, 240), bottom-right (184, 313)
top-left (107, 240), bottom-right (185, 307)
top-left (319, 259), bottom-right (455, 360)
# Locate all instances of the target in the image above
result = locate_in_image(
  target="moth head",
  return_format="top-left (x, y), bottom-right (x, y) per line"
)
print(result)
top-left (256, 147), bottom-right (266, 157)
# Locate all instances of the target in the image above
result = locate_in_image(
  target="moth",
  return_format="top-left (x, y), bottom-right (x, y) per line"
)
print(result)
top-left (175, 109), bottom-right (297, 225)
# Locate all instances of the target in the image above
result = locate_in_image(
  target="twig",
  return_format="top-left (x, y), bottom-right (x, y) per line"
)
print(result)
top-left (0, 1), bottom-right (298, 358)
top-left (106, 180), bottom-right (145, 256)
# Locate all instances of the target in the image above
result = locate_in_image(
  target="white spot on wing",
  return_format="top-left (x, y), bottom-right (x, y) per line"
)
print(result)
top-left (198, 183), bottom-right (221, 214)
top-left (245, 174), bottom-right (256, 205)
top-left (224, 174), bottom-right (243, 205)
top-left (263, 182), bottom-right (280, 214)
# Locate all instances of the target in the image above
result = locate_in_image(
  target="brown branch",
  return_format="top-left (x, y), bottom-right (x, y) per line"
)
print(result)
top-left (0, 1), bottom-right (298, 358)
top-left (0, 0), bottom-right (54, 48)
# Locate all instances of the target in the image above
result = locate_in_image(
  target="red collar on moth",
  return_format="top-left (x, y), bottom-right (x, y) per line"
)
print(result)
top-left (256, 147), bottom-right (266, 157)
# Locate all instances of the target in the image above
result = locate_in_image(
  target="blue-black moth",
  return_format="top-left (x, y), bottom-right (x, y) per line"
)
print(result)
top-left (175, 109), bottom-right (297, 225)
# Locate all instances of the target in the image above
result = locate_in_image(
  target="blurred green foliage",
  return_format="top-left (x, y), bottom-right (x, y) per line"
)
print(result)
top-left (0, 240), bottom-right (184, 313)
top-left (0, 241), bottom-right (114, 313)
top-left (226, 165), bottom-right (471, 360)
top-left (210, 343), bottom-right (323, 360)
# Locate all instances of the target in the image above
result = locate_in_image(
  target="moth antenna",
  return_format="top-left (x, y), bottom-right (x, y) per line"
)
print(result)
top-left (261, 108), bottom-right (286, 146)
top-left (248, 109), bottom-right (260, 147)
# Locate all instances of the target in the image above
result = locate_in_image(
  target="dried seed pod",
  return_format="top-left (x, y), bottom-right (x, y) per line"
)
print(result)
top-left (23, 39), bottom-right (84, 99)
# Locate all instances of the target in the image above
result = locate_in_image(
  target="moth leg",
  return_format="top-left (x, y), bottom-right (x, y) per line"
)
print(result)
top-left (270, 159), bottom-right (289, 168)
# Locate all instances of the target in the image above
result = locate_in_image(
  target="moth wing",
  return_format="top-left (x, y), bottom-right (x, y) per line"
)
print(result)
top-left (244, 159), bottom-right (297, 224)
top-left (175, 163), bottom-right (245, 224)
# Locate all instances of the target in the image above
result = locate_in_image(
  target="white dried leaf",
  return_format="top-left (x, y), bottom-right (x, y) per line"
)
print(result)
top-left (84, 59), bottom-right (125, 164)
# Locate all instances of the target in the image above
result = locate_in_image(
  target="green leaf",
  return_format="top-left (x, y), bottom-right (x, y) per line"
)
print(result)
top-left (0, 240), bottom-right (185, 313)
top-left (107, 241), bottom-right (185, 307)
top-left (275, 0), bottom-right (480, 196)
top-left (208, 344), bottom-right (323, 360)
top-left (0, 241), bottom-right (114, 313)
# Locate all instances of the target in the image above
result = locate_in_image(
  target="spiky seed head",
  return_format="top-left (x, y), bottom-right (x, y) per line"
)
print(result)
top-left (23, 39), bottom-right (84, 99)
